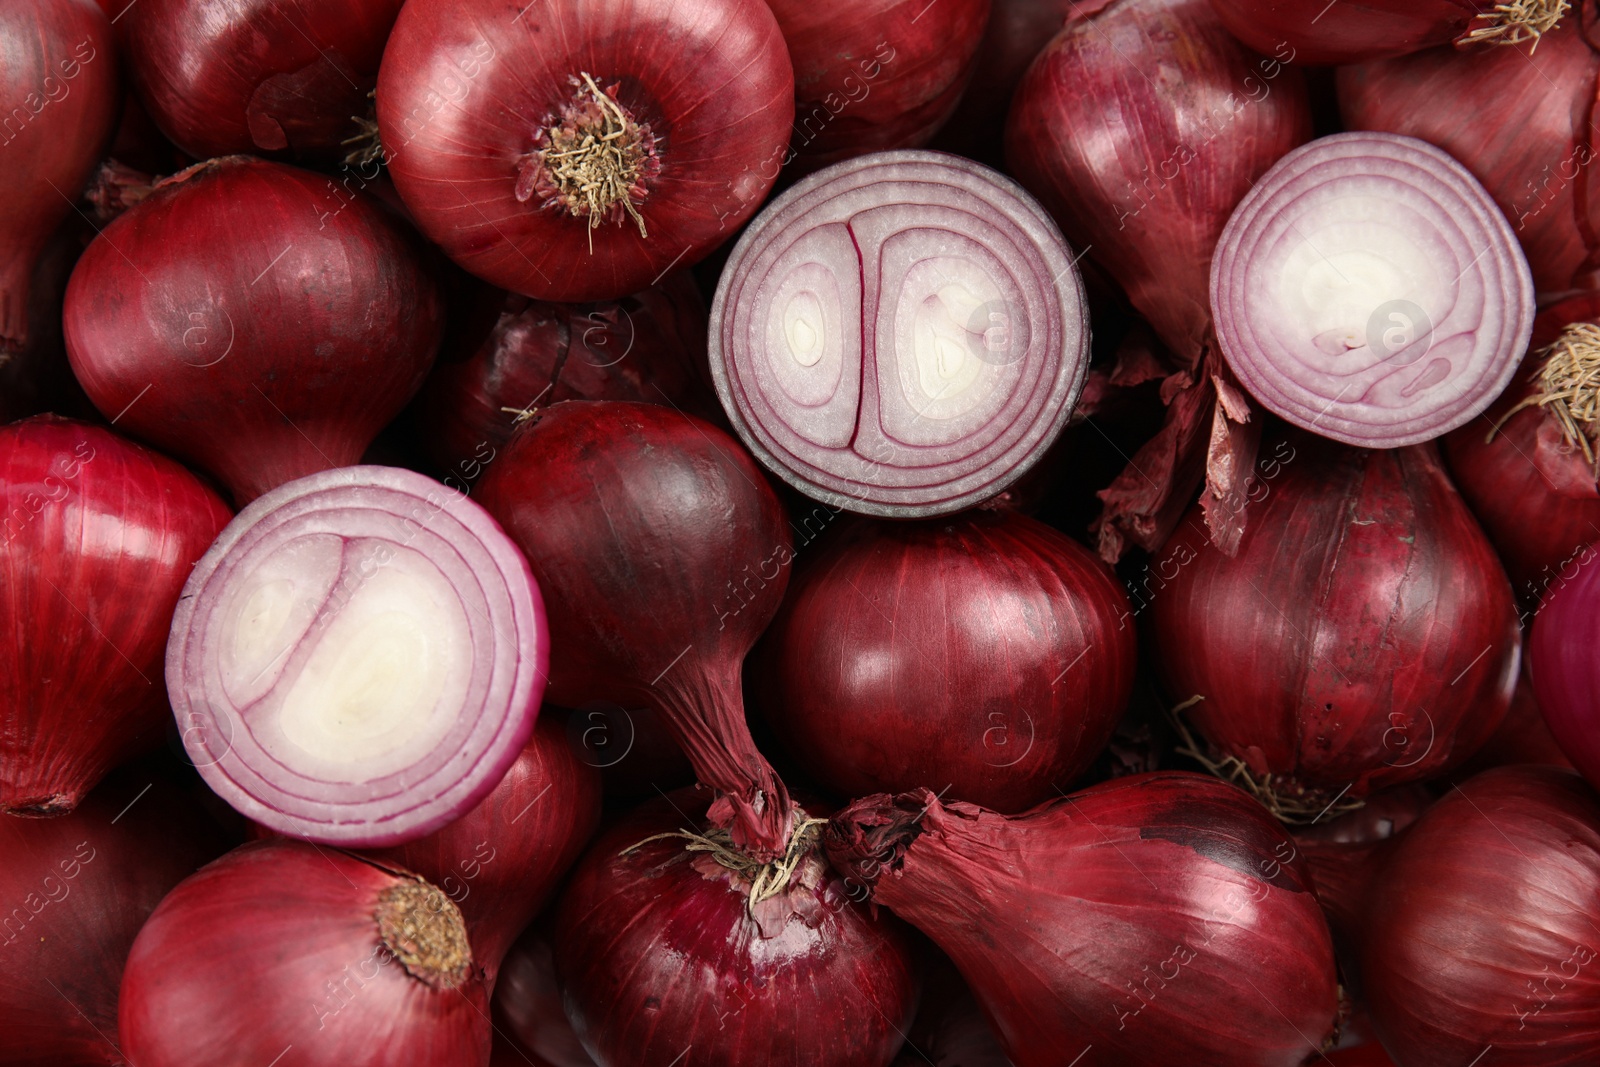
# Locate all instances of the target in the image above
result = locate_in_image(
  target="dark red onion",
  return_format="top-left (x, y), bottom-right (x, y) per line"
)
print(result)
top-left (1530, 544), bottom-right (1600, 790)
top-left (376, 0), bottom-right (793, 302)
top-left (561, 703), bottom-right (694, 800)
top-left (709, 150), bottom-right (1091, 518)
top-left (0, 220), bottom-right (95, 426)
top-left (1209, 0), bottom-right (1567, 65)
top-left (1149, 436), bottom-right (1520, 809)
top-left (755, 510), bottom-right (1135, 812)
top-left (1292, 785), bottom-right (1433, 944)
top-left (120, 839), bottom-right (491, 1067)
top-left (1450, 666), bottom-right (1573, 778)
top-left (892, 962), bottom-right (1014, 1067)
top-left (0, 417), bottom-right (231, 814)
top-left (166, 465), bottom-right (547, 847)
top-left (1362, 765), bottom-right (1600, 1065)
top-left (63, 156), bottom-right (442, 506)
top-left (494, 924), bottom-right (595, 1067)
top-left (825, 773), bottom-right (1339, 1067)
top-left (0, 0), bottom-right (117, 350)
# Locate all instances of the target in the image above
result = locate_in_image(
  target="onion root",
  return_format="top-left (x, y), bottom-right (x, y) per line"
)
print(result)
top-left (1463, 0), bottom-right (1570, 49)
top-left (625, 816), bottom-right (829, 909)
top-left (1491, 321), bottom-right (1600, 477)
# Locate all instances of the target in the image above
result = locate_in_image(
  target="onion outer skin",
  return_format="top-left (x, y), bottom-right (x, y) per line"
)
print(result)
top-left (1531, 547), bottom-right (1600, 791)
top-left (1208, 0), bottom-right (1495, 65)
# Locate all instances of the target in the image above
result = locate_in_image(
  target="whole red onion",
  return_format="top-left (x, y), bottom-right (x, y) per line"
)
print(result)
top-left (1362, 765), bottom-right (1600, 1065)
top-left (494, 924), bottom-right (595, 1067)
top-left (825, 772), bottom-right (1340, 1067)
top-left (0, 417), bottom-right (231, 814)
top-left (755, 510), bottom-right (1136, 812)
top-left (0, 0), bottom-right (117, 350)
top-left (120, 839), bottom-right (491, 1067)
top-left (63, 156), bottom-right (442, 506)
top-left (1530, 546), bottom-right (1600, 789)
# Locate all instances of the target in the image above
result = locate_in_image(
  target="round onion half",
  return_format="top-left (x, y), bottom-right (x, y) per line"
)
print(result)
top-left (166, 466), bottom-right (547, 847)
top-left (710, 150), bottom-right (1090, 517)
top-left (1211, 132), bottom-right (1534, 448)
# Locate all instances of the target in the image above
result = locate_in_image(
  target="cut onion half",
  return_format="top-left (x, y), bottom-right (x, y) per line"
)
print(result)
top-left (166, 466), bottom-right (547, 847)
top-left (1211, 132), bottom-right (1534, 448)
top-left (709, 150), bottom-right (1091, 517)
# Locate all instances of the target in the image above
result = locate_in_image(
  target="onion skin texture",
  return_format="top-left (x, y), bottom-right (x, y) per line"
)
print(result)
top-left (63, 157), bottom-right (443, 506)
top-left (0, 775), bottom-right (228, 1067)
top-left (1149, 437), bottom-right (1520, 800)
top-left (1362, 766), bottom-right (1600, 1065)
top-left (1207, 0), bottom-right (1497, 65)
top-left (0, 0), bottom-right (117, 350)
top-left (755, 510), bottom-right (1136, 812)
top-left (0, 417), bottom-right (231, 814)
top-left (1531, 549), bottom-right (1600, 791)
top-left (119, 0), bottom-right (405, 160)
top-left (119, 840), bottom-right (492, 1067)
top-left (825, 773), bottom-right (1339, 1067)
top-left (376, 0), bottom-right (794, 303)
top-left (552, 791), bottom-right (921, 1067)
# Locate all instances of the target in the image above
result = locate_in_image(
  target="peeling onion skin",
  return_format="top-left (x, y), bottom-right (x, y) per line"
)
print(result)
top-left (1004, 0), bottom-right (1312, 363)
top-left (1149, 437), bottom-right (1520, 800)
top-left (120, 840), bottom-right (492, 1067)
top-left (755, 510), bottom-right (1135, 812)
top-left (0, 417), bottom-right (232, 815)
top-left (376, 0), bottom-right (795, 303)
top-left (119, 0), bottom-right (405, 160)
top-left (553, 790), bottom-right (921, 1067)
top-left (825, 773), bottom-right (1339, 1067)
top-left (1362, 766), bottom-right (1600, 1066)
top-left (1208, 0), bottom-right (1504, 66)
top-left (0, 0), bottom-right (117, 351)
top-left (63, 156), bottom-right (443, 507)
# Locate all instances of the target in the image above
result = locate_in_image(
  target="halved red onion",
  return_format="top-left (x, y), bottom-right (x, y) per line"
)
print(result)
top-left (1211, 132), bottom-right (1534, 448)
top-left (166, 466), bottom-right (546, 847)
top-left (709, 150), bottom-right (1090, 517)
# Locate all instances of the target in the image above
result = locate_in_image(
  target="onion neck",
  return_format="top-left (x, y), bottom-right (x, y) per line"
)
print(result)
top-left (1463, 0), bottom-right (1570, 47)
top-left (1493, 321), bottom-right (1600, 480)
top-left (822, 791), bottom-right (932, 894)
top-left (375, 880), bottom-right (473, 991)
top-left (84, 159), bottom-right (157, 224)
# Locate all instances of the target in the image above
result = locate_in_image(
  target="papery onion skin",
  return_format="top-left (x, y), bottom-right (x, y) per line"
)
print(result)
top-left (494, 924), bottom-right (596, 1067)
top-left (1209, 0), bottom-right (1513, 66)
top-left (376, 0), bottom-right (794, 303)
top-left (755, 510), bottom-right (1135, 812)
top-left (1531, 548), bottom-right (1600, 791)
top-left (63, 156), bottom-right (443, 506)
top-left (553, 790), bottom-right (921, 1067)
top-left (120, 839), bottom-right (492, 1067)
top-left (1362, 766), bottom-right (1600, 1066)
top-left (1149, 436), bottom-right (1520, 801)
top-left (0, 774), bottom-right (229, 1067)
top-left (119, 0), bottom-right (405, 160)
top-left (0, 0), bottom-right (117, 350)
top-left (825, 773), bottom-right (1338, 1067)
top-left (0, 417), bottom-right (231, 815)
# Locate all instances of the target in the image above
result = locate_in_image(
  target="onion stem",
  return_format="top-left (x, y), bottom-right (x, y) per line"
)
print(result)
top-left (1463, 0), bottom-right (1570, 49)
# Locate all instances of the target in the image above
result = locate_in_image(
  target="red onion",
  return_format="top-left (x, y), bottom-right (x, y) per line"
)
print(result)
top-left (119, 0), bottom-right (404, 160)
top-left (375, 0), bottom-right (793, 303)
top-left (1292, 785), bottom-right (1432, 944)
top-left (1211, 132), bottom-right (1535, 448)
top-left (1361, 765), bottom-right (1600, 1065)
top-left (1530, 545), bottom-right (1600, 791)
top-left (892, 963), bottom-right (1014, 1067)
top-left (0, 0), bottom-right (117, 350)
top-left (1149, 436), bottom-right (1520, 811)
top-left (494, 924), bottom-right (594, 1067)
top-left (768, 0), bottom-right (990, 171)
top-left (0, 417), bottom-right (231, 814)
top-left (0, 773), bottom-right (228, 1067)
top-left (709, 150), bottom-right (1091, 518)
top-left (166, 465), bottom-right (547, 847)
top-left (1450, 667), bottom-right (1573, 778)
top-left (0, 220), bottom-right (95, 426)
top-left (120, 839), bottom-right (491, 1066)
top-left (825, 773), bottom-right (1340, 1067)
top-left (755, 510), bottom-right (1136, 812)
top-left (63, 156), bottom-right (442, 506)
top-left (1339, 18), bottom-right (1600, 295)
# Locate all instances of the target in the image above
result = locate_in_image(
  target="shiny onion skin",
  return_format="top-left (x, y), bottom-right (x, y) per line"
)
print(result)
top-left (1362, 766), bottom-right (1600, 1065)
top-left (376, 0), bottom-right (794, 303)
top-left (825, 773), bottom-right (1339, 1067)
top-left (553, 790), bottom-right (921, 1067)
top-left (120, 839), bottom-right (492, 1067)
top-left (1149, 437), bottom-right (1520, 804)
top-left (1292, 786), bottom-right (1432, 944)
top-left (755, 510), bottom-right (1136, 812)
top-left (1005, 0), bottom-right (1312, 363)
top-left (119, 0), bottom-right (405, 160)
top-left (1531, 549), bottom-right (1600, 791)
top-left (1339, 17), bottom-right (1600, 295)
top-left (63, 157), bottom-right (443, 506)
top-left (1207, 0), bottom-right (1551, 66)
top-left (0, 0), bottom-right (117, 350)
top-left (0, 418), bottom-right (231, 815)
top-left (0, 774), bottom-right (228, 1067)
top-left (494, 924), bottom-right (595, 1067)
top-left (768, 0), bottom-right (990, 171)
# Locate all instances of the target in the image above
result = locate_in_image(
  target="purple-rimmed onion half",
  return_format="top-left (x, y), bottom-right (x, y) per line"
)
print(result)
top-left (709, 149), bottom-right (1091, 517)
top-left (1210, 132), bottom-right (1533, 448)
top-left (166, 466), bottom-right (547, 847)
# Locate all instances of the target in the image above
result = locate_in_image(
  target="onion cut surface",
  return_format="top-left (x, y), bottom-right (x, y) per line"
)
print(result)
top-left (710, 150), bottom-right (1091, 517)
top-left (166, 466), bottom-right (546, 847)
top-left (1211, 132), bottom-right (1534, 448)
